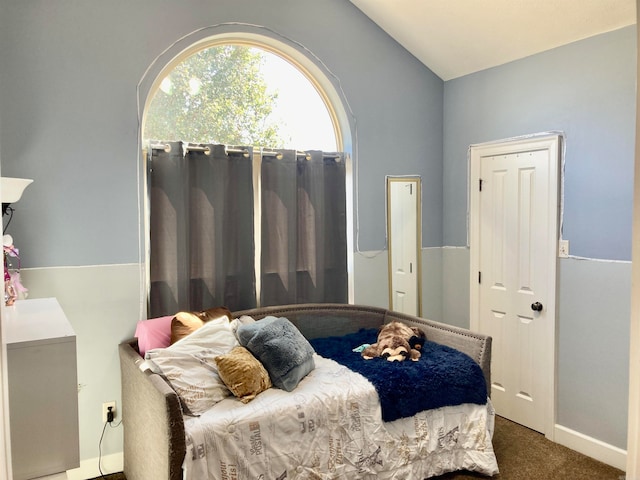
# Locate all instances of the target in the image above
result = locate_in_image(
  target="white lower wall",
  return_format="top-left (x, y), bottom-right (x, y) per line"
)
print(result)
top-left (353, 250), bottom-right (389, 309)
top-left (10, 252), bottom-right (629, 476)
top-left (441, 246), bottom-right (470, 329)
top-left (353, 247), bottom-right (443, 321)
top-left (18, 264), bottom-right (142, 472)
top-left (66, 452), bottom-right (124, 480)
top-left (556, 257), bottom-right (631, 449)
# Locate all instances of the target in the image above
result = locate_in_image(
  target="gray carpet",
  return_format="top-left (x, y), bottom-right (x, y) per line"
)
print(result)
top-left (95, 416), bottom-right (626, 479)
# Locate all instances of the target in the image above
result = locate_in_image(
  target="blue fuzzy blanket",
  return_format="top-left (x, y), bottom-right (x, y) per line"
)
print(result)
top-left (310, 328), bottom-right (487, 422)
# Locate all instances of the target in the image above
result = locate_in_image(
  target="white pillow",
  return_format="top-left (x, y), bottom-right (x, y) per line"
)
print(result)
top-left (230, 314), bottom-right (256, 335)
top-left (145, 316), bottom-right (239, 415)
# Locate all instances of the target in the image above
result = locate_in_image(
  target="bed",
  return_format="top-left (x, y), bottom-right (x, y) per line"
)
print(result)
top-left (119, 303), bottom-right (499, 480)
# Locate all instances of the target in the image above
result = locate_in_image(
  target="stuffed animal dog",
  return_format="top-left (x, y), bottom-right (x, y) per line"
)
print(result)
top-left (361, 321), bottom-right (426, 362)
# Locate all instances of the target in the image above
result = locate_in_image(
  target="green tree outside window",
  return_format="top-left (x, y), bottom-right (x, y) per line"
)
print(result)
top-left (145, 45), bottom-right (283, 147)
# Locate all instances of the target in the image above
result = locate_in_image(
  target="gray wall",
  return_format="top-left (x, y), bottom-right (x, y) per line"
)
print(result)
top-left (443, 26), bottom-right (636, 449)
top-left (0, 0), bottom-right (444, 268)
top-left (444, 26), bottom-right (636, 260)
top-left (0, 0), bottom-right (444, 469)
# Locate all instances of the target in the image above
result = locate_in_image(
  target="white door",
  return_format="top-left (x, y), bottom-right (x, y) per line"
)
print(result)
top-left (387, 176), bottom-right (422, 316)
top-left (470, 135), bottom-right (560, 436)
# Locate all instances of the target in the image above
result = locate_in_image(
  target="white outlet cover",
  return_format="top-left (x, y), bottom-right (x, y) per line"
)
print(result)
top-left (559, 240), bottom-right (569, 258)
top-left (102, 401), bottom-right (116, 423)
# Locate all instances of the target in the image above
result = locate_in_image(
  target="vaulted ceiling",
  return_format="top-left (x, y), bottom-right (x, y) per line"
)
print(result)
top-left (349, 0), bottom-right (636, 80)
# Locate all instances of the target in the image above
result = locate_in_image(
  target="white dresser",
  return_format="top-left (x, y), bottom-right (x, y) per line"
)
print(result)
top-left (3, 297), bottom-right (80, 479)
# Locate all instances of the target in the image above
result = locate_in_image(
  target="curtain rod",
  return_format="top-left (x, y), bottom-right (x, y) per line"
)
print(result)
top-left (187, 145), bottom-right (251, 157)
top-left (150, 143), bottom-right (171, 152)
top-left (262, 151), bottom-right (342, 161)
top-left (150, 143), bottom-right (341, 161)
top-left (149, 143), bottom-right (250, 157)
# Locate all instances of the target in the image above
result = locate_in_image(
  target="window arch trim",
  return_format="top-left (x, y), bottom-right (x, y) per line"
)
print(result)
top-left (141, 30), bottom-right (352, 154)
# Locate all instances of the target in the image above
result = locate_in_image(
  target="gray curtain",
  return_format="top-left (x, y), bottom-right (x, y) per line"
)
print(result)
top-left (260, 150), bottom-right (348, 306)
top-left (148, 143), bottom-right (256, 317)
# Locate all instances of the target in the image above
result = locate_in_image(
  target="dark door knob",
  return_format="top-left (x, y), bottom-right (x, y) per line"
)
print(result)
top-left (531, 302), bottom-right (543, 312)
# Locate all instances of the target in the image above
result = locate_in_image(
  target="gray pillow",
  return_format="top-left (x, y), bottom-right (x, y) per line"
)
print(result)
top-left (237, 316), bottom-right (315, 391)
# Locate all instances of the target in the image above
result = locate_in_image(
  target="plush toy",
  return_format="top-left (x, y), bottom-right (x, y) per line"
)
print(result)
top-left (361, 321), bottom-right (426, 362)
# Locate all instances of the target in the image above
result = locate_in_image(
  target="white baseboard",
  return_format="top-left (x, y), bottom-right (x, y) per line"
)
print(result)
top-left (65, 452), bottom-right (123, 480)
top-left (554, 424), bottom-right (627, 471)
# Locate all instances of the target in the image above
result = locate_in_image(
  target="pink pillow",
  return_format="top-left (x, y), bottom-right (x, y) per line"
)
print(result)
top-left (135, 315), bottom-right (173, 357)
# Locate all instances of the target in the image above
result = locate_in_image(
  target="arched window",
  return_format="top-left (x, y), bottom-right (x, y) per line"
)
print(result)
top-left (143, 43), bottom-right (338, 150)
top-left (143, 40), bottom-right (350, 316)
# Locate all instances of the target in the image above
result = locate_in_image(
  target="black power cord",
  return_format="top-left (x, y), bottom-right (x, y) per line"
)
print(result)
top-left (98, 406), bottom-right (122, 479)
top-left (98, 420), bottom-right (109, 478)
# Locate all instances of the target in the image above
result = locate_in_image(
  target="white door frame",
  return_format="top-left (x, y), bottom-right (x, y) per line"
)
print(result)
top-left (469, 133), bottom-right (561, 440)
top-left (627, 9), bottom-right (640, 473)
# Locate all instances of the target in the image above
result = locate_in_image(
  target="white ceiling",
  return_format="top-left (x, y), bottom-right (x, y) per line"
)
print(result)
top-left (349, 0), bottom-right (636, 80)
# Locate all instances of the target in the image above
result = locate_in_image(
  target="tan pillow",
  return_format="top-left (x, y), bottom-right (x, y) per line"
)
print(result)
top-left (214, 346), bottom-right (272, 403)
top-left (170, 306), bottom-right (232, 344)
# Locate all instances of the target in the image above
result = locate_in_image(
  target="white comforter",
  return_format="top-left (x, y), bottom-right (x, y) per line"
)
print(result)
top-left (183, 355), bottom-right (499, 480)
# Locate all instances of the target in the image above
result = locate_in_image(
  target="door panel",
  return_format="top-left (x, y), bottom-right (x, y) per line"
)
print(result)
top-left (471, 136), bottom-right (559, 436)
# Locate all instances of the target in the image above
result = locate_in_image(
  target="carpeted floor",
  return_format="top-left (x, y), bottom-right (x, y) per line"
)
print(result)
top-left (95, 416), bottom-right (626, 480)
top-left (433, 416), bottom-right (625, 480)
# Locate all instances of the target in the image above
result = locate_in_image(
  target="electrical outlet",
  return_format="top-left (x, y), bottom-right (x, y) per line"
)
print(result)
top-left (558, 240), bottom-right (569, 258)
top-left (102, 401), bottom-right (116, 423)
